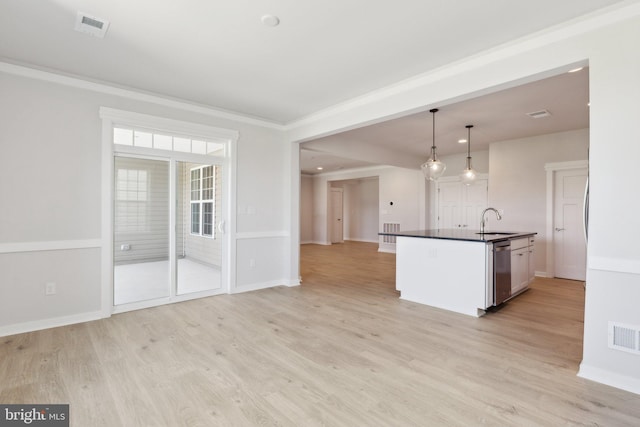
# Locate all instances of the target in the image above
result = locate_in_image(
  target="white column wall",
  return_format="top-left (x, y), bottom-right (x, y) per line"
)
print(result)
top-left (287, 6), bottom-right (640, 394)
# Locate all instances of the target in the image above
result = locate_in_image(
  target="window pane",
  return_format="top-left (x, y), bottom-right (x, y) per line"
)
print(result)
top-left (206, 142), bottom-right (225, 156)
top-left (154, 134), bottom-right (172, 150)
top-left (174, 137), bottom-right (191, 152)
top-left (203, 202), bottom-right (213, 237)
top-left (114, 128), bottom-right (133, 146)
top-left (202, 166), bottom-right (214, 200)
top-left (190, 169), bottom-right (200, 201)
top-left (133, 131), bottom-right (153, 148)
top-left (191, 203), bottom-right (200, 234)
top-left (192, 140), bottom-right (207, 154)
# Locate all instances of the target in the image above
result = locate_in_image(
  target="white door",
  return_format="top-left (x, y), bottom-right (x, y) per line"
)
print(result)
top-left (330, 188), bottom-right (344, 243)
top-left (437, 181), bottom-right (461, 228)
top-left (437, 179), bottom-right (488, 229)
top-left (554, 168), bottom-right (587, 280)
top-left (462, 179), bottom-right (489, 230)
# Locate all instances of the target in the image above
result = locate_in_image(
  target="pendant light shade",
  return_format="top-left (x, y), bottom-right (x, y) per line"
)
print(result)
top-left (421, 108), bottom-right (446, 181)
top-left (460, 124), bottom-right (477, 185)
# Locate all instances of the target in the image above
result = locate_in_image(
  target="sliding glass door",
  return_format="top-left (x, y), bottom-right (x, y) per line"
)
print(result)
top-left (176, 161), bottom-right (222, 295)
top-left (111, 127), bottom-right (227, 310)
top-left (113, 157), bottom-right (170, 305)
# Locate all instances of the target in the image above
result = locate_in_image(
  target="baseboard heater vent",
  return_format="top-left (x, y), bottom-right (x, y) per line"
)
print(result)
top-left (382, 222), bottom-right (400, 244)
top-left (608, 322), bottom-right (640, 355)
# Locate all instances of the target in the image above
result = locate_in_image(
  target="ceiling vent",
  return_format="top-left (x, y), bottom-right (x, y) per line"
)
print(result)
top-left (526, 109), bottom-right (551, 119)
top-left (74, 12), bottom-right (110, 38)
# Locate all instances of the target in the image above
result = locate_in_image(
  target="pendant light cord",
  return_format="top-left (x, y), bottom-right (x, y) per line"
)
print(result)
top-left (430, 108), bottom-right (439, 159)
top-left (466, 125), bottom-right (473, 169)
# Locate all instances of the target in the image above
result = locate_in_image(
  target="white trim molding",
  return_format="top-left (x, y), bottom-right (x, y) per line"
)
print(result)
top-left (589, 256), bottom-right (640, 275)
top-left (578, 363), bottom-right (640, 396)
top-left (0, 310), bottom-right (104, 338)
top-left (235, 231), bottom-right (290, 240)
top-left (0, 61), bottom-right (282, 130)
top-left (233, 279), bottom-right (300, 293)
top-left (0, 239), bottom-right (101, 254)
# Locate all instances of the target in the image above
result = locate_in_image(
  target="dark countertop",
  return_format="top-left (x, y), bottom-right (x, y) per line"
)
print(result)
top-left (378, 229), bottom-right (537, 243)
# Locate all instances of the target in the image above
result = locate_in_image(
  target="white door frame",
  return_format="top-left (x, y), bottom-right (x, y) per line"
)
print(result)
top-left (330, 187), bottom-right (344, 243)
top-left (100, 107), bottom-right (238, 317)
top-left (544, 160), bottom-right (588, 279)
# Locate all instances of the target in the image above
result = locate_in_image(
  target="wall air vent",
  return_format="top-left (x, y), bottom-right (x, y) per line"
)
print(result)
top-left (526, 109), bottom-right (551, 119)
top-left (382, 223), bottom-right (400, 244)
top-left (608, 321), bottom-right (640, 355)
top-left (74, 11), bottom-right (110, 38)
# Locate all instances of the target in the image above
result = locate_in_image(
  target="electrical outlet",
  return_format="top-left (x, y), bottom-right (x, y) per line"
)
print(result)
top-left (249, 259), bottom-right (256, 268)
top-left (45, 282), bottom-right (56, 295)
top-left (498, 209), bottom-right (505, 216)
top-left (121, 244), bottom-right (131, 251)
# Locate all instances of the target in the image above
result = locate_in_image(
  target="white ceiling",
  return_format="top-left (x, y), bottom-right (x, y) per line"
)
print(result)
top-left (1, 1), bottom-right (621, 176)
top-left (301, 67), bottom-right (590, 174)
top-left (0, 0), bottom-right (623, 125)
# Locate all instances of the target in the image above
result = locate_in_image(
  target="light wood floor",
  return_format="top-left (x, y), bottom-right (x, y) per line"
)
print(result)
top-left (2, 241), bottom-right (640, 426)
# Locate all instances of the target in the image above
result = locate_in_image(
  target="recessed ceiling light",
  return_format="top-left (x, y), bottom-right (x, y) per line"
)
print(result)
top-left (458, 139), bottom-right (467, 144)
top-left (568, 67), bottom-right (584, 73)
top-left (261, 15), bottom-right (280, 27)
top-left (316, 166), bottom-right (323, 170)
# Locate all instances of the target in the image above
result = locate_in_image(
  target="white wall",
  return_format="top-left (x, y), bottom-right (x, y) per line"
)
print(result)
top-left (307, 166), bottom-right (425, 247)
top-left (287, 5), bottom-right (640, 394)
top-left (489, 129), bottom-right (589, 275)
top-left (438, 150), bottom-right (490, 178)
top-left (330, 178), bottom-right (379, 243)
top-left (300, 175), bottom-right (314, 244)
top-left (343, 178), bottom-right (379, 243)
top-left (0, 69), bottom-right (293, 335)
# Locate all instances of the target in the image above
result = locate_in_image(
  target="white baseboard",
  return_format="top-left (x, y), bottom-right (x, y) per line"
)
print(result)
top-left (233, 279), bottom-right (299, 293)
top-left (300, 241), bottom-right (330, 246)
top-left (345, 238), bottom-right (379, 244)
top-left (578, 363), bottom-right (640, 395)
top-left (0, 310), bottom-right (105, 338)
top-left (378, 247), bottom-right (396, 254)
top-left (535, 271), bottom-right (548, 278)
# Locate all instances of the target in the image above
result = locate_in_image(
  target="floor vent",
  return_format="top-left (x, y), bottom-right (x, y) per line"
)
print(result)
top-left (74, 11), bottom-right (110, 38)
top-left (608, 322), bottom-right (640, 354)
top-left (382, 223), bottom-right (400, 244)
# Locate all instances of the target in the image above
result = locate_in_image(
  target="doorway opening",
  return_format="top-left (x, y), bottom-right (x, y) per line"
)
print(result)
top-left (545, 160), bottom-right (589, 281)
top-left (100, 108), bottom-right (237, 315)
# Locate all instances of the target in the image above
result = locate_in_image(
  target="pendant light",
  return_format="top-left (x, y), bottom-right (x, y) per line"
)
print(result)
top-left (421, 108), bottom-right (446, 181)
top-left (460, 124), bottom-right (477, 185)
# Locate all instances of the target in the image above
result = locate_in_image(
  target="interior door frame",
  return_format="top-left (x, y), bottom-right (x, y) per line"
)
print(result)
top-left (544, 160), bottom-right (589, 279)
top-left (100, 107), bottom-right (238, 317)
top-left (330, 187), bottom-right (344, 243)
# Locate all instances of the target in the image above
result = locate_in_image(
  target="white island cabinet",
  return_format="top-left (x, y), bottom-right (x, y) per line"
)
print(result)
top-left (381, 229), bottom-right (537, 318)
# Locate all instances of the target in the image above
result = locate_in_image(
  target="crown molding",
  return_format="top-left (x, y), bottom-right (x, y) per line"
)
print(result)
top-left (0, 60), bottom-right (284, 130)
top-left (285, 1), bottom-right (640, 133)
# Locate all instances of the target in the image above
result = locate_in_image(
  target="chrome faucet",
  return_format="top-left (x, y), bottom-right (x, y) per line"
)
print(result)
top-left (480, 207), bottom-right (502, 233)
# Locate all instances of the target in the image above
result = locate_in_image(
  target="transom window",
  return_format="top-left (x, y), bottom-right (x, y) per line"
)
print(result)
top-left (113, 127), bottom-right (225, 156)
top-left (190, 165), bottom-right (215, 238)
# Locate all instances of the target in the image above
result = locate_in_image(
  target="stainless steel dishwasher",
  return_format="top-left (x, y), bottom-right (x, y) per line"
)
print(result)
top-left (494, 240), bottom-right (511, 305)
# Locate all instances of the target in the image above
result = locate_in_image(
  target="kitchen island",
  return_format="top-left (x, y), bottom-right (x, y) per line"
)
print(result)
top-left (379, 229), bottom-right (536, 317)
